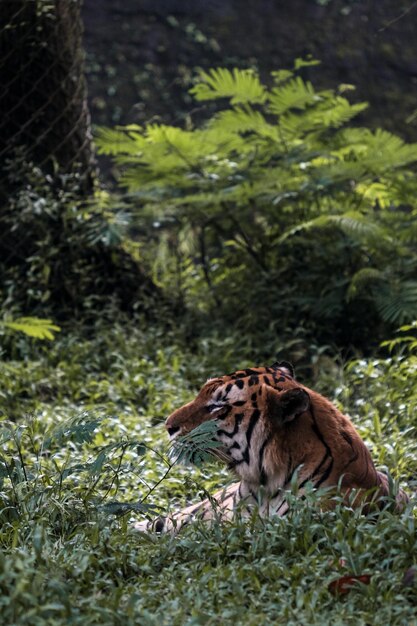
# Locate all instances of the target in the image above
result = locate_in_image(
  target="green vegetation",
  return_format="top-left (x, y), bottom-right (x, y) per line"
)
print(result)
top-left (2, 63), bottom-right (417, 624)
top-left (1, 317), bottom-right (61, 341)
top-left (0, 158), bottom-right (157, 318)
top-left (0, 318), bottom-right (416, 625)
top-left (97, 65), bottom-right (417, 350)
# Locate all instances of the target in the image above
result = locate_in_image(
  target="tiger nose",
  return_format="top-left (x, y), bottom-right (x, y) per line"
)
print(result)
top-left (167, 426), bottom-right (180, 437)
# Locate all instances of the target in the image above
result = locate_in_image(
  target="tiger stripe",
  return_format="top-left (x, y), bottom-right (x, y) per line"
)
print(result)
top-left (134, 362), bottom-right (409, 534)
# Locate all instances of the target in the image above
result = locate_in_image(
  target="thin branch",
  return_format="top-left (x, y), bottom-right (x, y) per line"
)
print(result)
top-left (140, 463), bottom-right (174, 504)
top-left (227, 213), bottom-right (268, 272)
top-left (378, 2), bottom-right (417, 33)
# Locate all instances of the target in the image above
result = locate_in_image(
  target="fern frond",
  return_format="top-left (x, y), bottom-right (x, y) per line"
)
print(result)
top-left (359, 129), bottom-right (417, 172)
top-left (190, 68), bottom-right (267, 105)
top-left (309, 160), bottom-right (367, 185)
top-left (95, 126), bottom-right (145, 156)
top-left (46, 413), bottom-right (102, 446)
top-left (271, 69), bottom-right (294, 84)
top-left (309, 99), bottom-right (368, 129)
top-left (209, 106), bottom-right (279, 142)
top-left (374, 281), bottom-right (417, 324)
top-left (209, 107), bottom-right (298, 154)
top-left (278, 212), bottom-right (387, 244)
top-left (355, 181), bottom-right (393, 208)
top-left (397, 220), bottom-right (417, 244)
top-left (321, 213), bottom-right (387, 240)
top-left (278, 99), bottom-right (367, 138)
top-left (347, 268), bottom-right (385, 300)
top-left (268, 77), bottom-right (317, 116)
top-left (3, 317), bottom-right (61, 340)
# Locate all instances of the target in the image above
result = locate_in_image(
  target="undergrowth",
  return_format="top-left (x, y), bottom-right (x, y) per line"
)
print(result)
top-left (0, 317), bottom-right (416, 625)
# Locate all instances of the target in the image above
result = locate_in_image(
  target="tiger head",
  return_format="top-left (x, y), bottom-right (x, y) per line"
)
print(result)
top-left (165, 362), bottom-right (311, 480)
top-left (164, 360), bottom-right (408, 512)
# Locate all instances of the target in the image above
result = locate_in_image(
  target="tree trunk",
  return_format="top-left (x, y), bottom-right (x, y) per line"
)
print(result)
top-left (0, 0), bottom-right (96, 192)
top-left (0, 1), bottom-right (164, 318)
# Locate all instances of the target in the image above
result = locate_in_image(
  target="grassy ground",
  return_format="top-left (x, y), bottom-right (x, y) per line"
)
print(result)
top-left (0, 318), bottom-right (416, 625)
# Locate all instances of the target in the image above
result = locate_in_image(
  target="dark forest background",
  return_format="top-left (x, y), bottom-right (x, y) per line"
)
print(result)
top-left (83, 0), bottom-right (417, 142)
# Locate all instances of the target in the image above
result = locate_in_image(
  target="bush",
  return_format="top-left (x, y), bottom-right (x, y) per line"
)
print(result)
top-left (97, 63), bottom-right (417, 352)
top-left (0, 156), bottom-right (159, 320)
top-left (0, 317), bottom-right (416, 624)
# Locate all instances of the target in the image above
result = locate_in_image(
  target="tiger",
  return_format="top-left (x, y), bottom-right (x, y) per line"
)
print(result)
top-left (134, 361), bottom-right (408, 533)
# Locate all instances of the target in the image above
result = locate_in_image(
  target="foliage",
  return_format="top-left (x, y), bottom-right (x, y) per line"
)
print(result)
top-left (0, 317), bottom-right (416, 624)
top-left (1, 317), bottom-right (61, 341)
top-left (339, 322), bottom-right (417, 484)
top-left (0, 156), bottom-right (159, 320)
top-left (97, 64), bottom-right (417, 350)
top-left (169, 420), bottom-right (223, 465)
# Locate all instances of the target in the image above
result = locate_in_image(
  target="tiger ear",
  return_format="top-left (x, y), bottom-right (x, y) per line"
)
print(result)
top-left (271, 360), bottom-right (295, 378)
top-left (266, 387), bottom-right (310, 424)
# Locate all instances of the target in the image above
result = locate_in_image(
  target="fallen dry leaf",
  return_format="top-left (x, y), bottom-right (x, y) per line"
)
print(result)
top-left (328, 574), bottom-right (371, 595)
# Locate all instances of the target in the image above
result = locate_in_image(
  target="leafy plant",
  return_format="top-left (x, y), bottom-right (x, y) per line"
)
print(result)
top-left (0, 156), bottom-right (159, 321)
top-left (1, 317), bottom-right (61, 340)
top-left (97, 62), bottom-right (417, 350)
top-left (0, 302), bottom-right (415, 625)
top-left (0, 409), bottom-right (176, 543)
top-left (169, 420), bottom-right (223, 465)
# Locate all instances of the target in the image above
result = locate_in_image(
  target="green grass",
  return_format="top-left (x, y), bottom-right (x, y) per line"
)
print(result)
top-left (0, 318), bottom-right (416, 625)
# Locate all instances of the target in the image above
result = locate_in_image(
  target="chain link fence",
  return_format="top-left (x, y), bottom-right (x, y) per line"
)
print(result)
top-left (0, 0), bottom-right (95, 191)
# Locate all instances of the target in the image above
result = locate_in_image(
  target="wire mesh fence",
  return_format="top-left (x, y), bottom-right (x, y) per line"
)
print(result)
top-left (0, 0), bottom-right (96, 191)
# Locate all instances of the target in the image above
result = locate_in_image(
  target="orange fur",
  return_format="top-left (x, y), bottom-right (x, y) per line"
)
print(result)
top-left (134, 363), bottom-right (408, 533)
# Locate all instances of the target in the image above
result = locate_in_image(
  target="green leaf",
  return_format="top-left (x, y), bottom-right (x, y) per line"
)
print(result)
top-left (46, 414), bottom-right (102, 447)
top-left (278, 212), bottom-right (388, 244)
top-left (190, 68), bottom-right (267, 104)
top-left (374, 281), bottom-right (417, 324)
top-left (271, 69), bottom-right (294, 84)
top-left (95, 126), bottom-right (145, 156)
top-left (347, 268), bottom-right (385, 300)
top-left (294, 57), bottom-right (321, 70)
top-left (169, 420), bottom-right (223, 466)
top-left (98, 64), bottom-right (417, 334)
top-left (3, 317), bottom-right (61, 341)
top-left (268, 77), bottom-right (317, 115)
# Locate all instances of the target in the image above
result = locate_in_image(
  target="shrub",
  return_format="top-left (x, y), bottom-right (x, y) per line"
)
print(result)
top-left (0, 317), bottom-right (416, 625)
top-left (97, 62), bottom-right (417, 351)
top-left (0, 156), bottom-right (159, 320)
